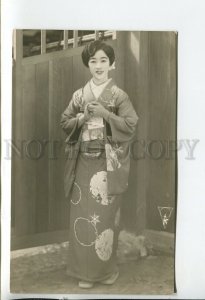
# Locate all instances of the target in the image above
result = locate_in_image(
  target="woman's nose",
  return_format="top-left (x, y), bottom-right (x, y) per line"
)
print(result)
top-left (96, 62), bottom-right (102, 68)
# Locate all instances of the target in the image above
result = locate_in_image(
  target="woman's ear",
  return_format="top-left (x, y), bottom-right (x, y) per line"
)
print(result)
top-left (109, 61), bottom-right (116, 71)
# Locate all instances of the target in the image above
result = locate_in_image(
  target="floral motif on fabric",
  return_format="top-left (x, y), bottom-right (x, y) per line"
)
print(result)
top-left (74, 213), bottom-right (114, 261)
top-left (74, 216), bottom-right (98, 247)
top-left (100, 85), bottom-right (118, 109)
top-left (95, 229), bottom-right (114, 261)
top-left (73, 88), bottom-right (84, 111)
top-left (105, 144), bottom-right (123, 171)
top-left (90, 171), bottom-right (114, 205)
top-left (71, 182), bottom-right (81, 205)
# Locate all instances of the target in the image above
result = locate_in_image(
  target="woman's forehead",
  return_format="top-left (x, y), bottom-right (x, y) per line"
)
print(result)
top-left (90, 49), bottom-right (108, 59)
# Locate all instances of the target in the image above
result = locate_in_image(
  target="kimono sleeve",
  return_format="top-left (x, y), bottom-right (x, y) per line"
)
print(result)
top-left (107, 90), bottom-right (139, 142)
top-left (60, 90), bottom-right (82, 142)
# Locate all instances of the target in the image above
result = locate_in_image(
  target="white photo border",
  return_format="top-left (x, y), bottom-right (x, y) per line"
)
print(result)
top-left (2, 0), bottom-right (205, 299)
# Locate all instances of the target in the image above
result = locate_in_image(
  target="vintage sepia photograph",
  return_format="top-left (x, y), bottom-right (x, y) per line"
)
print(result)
top-left (10, 29), bottom-right (177, 295)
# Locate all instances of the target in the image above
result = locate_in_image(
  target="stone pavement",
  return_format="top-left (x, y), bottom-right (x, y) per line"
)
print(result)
top-left (11, 254), bottom-right (175, 296)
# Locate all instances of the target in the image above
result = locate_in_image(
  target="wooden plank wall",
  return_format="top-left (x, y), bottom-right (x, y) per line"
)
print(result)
top-left (11, 37), bottom-right (124, 249)
top-left (123, 31), bottom-right (177, 233)
top-left (122, 32), bottom-right (149, 233)
top-left (146, 32), bottom-right (177, 233)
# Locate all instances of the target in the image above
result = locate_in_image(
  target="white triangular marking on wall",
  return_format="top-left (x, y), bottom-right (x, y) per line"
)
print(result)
top-left (158, 206), bottom-right (173, 229)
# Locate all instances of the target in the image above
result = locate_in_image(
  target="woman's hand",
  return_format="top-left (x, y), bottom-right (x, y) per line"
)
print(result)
top-left (84, 104), bottom-right (92, 121)
top-left (77, 105), bottom-right (91, 128)
top-left (87, 102), bottom-right (109, 119)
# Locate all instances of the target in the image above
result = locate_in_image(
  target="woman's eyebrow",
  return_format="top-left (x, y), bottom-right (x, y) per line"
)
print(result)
top-left (90, 56), bottom-right (108, 60)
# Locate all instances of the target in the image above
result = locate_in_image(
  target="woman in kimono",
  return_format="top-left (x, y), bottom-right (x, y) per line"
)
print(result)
top-left (61, 40), bottom-right (138, 288)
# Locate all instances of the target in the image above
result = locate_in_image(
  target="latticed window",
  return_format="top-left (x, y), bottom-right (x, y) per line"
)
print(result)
top-left (21, 30), bottom-right (116, 57)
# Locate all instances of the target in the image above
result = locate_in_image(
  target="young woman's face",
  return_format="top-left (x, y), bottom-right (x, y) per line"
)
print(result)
top-left (88, 50), bottom-right (112, 85)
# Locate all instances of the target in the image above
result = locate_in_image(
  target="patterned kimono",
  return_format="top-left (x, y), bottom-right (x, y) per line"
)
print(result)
top-left (61, 78), bottom-right (138, 282)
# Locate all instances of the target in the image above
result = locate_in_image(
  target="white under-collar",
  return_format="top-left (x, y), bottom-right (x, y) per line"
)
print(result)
top-left (90, 78), bottom-right (112, 99)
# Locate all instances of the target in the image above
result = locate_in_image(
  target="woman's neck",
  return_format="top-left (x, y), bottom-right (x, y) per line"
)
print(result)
top-left (91, 77), bottom-right (110, 86)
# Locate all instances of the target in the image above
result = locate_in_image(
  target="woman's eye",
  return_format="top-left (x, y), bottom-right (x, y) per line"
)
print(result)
top-left (89, 60), bottom-right (96, 64)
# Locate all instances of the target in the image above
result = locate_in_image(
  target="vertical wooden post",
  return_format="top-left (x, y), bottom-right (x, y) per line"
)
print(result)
top-left (112, 31), bottom-right (117, 40)
top-left (73, 30), bottom-right (78, 48)
top-left (13, 30), bottom-right (23, 61)
top-left (123, 31), bottom-right (149, 233)
top-left (12, 30), bottom-right (23, 230)
top-left (41, 30), bottom-right (46, 54)
top-left (63, 30), bottom-right (68, 49)
top-left (115, 31), bottom-right (126, 88)
top-left (12, 30), bottom-right (23, 235)
top-left (135, 31), bottom-right (149, 233)
top-left (95, 31), bottom-right (99, 40)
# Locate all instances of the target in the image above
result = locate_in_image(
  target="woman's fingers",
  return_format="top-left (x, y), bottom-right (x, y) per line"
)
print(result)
top-left (88, 103), bottom-right (101, 114)
top-left (88, 103), bottom-right (98, 109)
top-left (86, 102), bottom-right (106, 118)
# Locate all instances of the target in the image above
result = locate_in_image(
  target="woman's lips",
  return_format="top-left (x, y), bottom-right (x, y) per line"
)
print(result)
top-left (96, 71), bottom-right (103, 75)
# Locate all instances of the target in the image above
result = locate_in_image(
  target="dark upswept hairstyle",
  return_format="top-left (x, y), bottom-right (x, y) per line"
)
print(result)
top-left (81, 40), bottom-right (115, 67)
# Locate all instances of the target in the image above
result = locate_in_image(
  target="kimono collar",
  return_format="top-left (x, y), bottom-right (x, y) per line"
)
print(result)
top-left (83, 78), bottom-right (116, 105)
